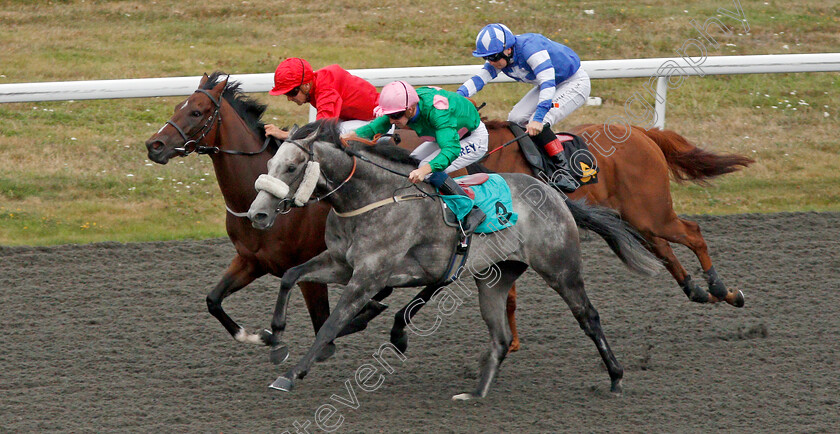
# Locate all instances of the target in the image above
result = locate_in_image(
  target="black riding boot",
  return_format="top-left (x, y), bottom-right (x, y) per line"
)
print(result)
top-left (438, 175), bottom-right (486, 233)
top-left (533, 125), bottom-right (577, 192)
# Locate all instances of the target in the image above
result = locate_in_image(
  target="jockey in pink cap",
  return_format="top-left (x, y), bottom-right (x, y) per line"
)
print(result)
top-left (343, 80), bottom-right (489, 232)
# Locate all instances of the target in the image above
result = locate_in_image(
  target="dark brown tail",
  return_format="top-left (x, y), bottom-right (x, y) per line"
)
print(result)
top-left (638, 126), bottom-right (755, 184)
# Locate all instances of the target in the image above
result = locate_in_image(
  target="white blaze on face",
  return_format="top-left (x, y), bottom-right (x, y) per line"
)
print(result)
top-left (180, 100), bottom-right (189, 110)
top-left (157, 124), bottom-right (167, 134)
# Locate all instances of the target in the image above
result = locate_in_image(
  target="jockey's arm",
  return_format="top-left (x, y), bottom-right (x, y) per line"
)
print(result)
top-left (353, 116), bottom-right (391, 140)
top-left (315, 88), bottom-right (342, 120)
top-left (457, 63), bottom-right (498, 97)
top-left (527, 48), bottom-right (558, 127)
top-left (427, 127), bottom-right (461, 172)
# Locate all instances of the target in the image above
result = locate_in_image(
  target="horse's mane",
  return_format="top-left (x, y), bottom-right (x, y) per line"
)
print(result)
top-left (291, 119), bottom-right (420, 167)
top-left (482, 119), bottom-right (509, 131)
top-left (203, 71), bottom-right (274, 150)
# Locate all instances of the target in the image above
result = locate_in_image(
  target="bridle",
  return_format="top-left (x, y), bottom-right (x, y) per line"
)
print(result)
top-left (257, 134), bottom-right (432, 217)
top-left (261, 137), bottom-right (359, 215)
top-left (165, 87), bottom-right (271, 157)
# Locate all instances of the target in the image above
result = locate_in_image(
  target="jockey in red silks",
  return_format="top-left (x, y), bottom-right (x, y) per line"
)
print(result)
top-left (459, 23), bottom-right (591, 191)
top-left (344, 81), bottom-right (489, 233)
top-left (265, 57), bottom-right (380, 140)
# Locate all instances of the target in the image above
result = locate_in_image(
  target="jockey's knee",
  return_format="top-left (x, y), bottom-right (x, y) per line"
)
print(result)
top-left (506, 112), bottom-right (530, 127)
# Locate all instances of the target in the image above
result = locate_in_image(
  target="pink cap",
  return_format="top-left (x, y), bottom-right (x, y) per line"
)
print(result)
top-left (374, 81), bottom-right (419, 116)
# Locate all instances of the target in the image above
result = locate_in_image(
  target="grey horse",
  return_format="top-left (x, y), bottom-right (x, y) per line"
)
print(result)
top-left (247, 120), bottom-right (661, 400)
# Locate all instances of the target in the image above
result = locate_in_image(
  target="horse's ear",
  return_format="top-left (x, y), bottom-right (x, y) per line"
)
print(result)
top-left (211, 77), bottom-right (227, 95)
top-left (301, 124), bottom-right (322, 146)
top-left (199, 73), bottom-right (209, 87)
top-left (288, 124), bottom-right (299, 137)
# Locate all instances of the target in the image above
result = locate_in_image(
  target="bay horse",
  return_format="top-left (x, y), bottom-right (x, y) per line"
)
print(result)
top-left (246, 120), bottom-right (662, 398)
top-left (143, 72), bottom-right (388, 362)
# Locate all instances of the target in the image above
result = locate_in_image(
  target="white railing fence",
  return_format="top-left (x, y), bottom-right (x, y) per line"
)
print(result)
top-left (1, 53), bottom-right (839, 128)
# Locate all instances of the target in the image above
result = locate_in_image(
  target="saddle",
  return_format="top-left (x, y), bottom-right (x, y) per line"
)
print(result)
top-left (508, 122), bottom-right (599, 191)
top-left (436, 173), bottom-right (518, 285)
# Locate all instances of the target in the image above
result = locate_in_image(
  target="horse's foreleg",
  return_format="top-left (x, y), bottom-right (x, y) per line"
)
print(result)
top-left (266, 251), bottom-right (352, 364)
top-left (298, 282), bottom-right (330, 334)
top-left (271, 277), bottom-right (385, 392)
top-left (206, 255), bottom-right (264, 344)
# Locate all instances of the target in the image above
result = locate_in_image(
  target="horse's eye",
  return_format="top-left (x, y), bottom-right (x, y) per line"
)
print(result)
top-left (287, 164), bottom-right (297, 173)
top-left (191, 110), bottom-right (201, 117)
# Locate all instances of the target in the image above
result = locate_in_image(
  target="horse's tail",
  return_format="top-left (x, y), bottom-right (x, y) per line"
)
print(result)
top-left (639, 127), bottom-right (755, 184)
top-left (565, 198), bottom-right (662, 276)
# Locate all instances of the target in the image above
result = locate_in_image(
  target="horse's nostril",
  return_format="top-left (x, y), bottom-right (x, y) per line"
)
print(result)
top-left (150, 141), bottom-right (163, 151)
top-left (255, 213), bottom-right (267, 222)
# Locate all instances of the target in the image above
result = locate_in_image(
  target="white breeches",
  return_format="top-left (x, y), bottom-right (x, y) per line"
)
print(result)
top-left (507, 68), bottom-right (591, 127)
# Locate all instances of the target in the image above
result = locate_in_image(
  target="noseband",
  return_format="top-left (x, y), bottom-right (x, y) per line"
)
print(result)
top-left (256, 138), bottom-right (358, 214)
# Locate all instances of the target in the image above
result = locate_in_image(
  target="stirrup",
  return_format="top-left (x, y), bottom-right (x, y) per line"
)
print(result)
top-left (460, 206), bottom-right (486, 235)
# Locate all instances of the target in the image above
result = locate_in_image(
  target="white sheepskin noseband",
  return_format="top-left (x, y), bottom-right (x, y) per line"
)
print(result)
top-left (254, 174), bottom-right (290, 199)
top-left (254, 161), bottom-right (320, 207)
top-left (293, 161), bottom-right (320, 206)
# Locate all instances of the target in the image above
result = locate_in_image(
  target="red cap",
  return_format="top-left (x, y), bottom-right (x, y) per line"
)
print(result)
top-left (269, 58), bottom-right (314, 95)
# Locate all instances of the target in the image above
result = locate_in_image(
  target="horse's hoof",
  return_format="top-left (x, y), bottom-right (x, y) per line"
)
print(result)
top-left (452, 392), bottom-right (478, 401)
top-left (269, 343), bottom-right (290, 365)
top-left (390, 331), bottom-right (408, 354)
top-left (315, 342), bottom-right (336, 362)
top-left (730, 290), bottom-right (745, 308)
top-left (269, 375), bottom-right (294, 392)
top-left (610, 379), bottom-right (624, 395)
top-left (258, 329), bottom-right (275, 346)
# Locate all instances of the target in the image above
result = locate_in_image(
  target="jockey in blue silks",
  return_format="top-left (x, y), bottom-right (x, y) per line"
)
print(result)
top-left (458, 23), bottom-right (591, 191)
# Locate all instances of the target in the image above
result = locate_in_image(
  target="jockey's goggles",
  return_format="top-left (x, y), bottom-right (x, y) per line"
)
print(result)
top-left (386, 110), bottom-right (407, 120)
top-left (483, 52), bottom-right (507, 62)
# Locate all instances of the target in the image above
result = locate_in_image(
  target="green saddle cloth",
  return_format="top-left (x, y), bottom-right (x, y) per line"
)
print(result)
top-left (439, 174), bottom-right (518, 233)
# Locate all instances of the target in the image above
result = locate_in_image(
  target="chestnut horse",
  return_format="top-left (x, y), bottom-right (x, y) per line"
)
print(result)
top-left (391, 120), bottom-right (752, 351)
top-left (472, 121), bottom-right (753, 347)
top-left (144, 72), bottom-right (388, 362)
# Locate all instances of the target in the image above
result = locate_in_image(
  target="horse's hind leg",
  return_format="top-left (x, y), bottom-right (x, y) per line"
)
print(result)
top-left (536, 258), bottom-right (623, 393)
top-left (335, 287), bottom-right (392, 339)
top-left (656, 217), bottom-right (744, 307)
top-left (646, 236), bottom-right (710, 303)
top-left (506, 285), bottom-right (520, 352)
top-left (389, 284), bottom-right (441, 353)
top-left (453, 261), bottom-right (528, 401)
